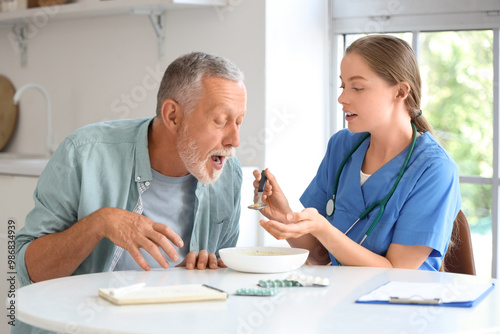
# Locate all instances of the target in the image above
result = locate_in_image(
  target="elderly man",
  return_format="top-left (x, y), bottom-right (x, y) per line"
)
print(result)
top-left (15, 52), bottom-right (246, 292)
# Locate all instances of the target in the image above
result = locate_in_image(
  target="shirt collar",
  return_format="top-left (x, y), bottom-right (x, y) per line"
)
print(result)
top-left (134, 117), bottom-right (155, 183)
top-left (133, 117), bottom-right (211, 191)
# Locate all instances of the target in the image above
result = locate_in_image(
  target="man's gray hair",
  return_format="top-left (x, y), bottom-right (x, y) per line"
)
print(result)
top-left (156, 52), bottom-right (244, 117)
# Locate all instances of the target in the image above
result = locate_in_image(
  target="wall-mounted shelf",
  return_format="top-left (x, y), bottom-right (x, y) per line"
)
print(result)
top-left (0, 0), bottom-right (213, 24)
top-left (0, 0), bottom-right (215, 64)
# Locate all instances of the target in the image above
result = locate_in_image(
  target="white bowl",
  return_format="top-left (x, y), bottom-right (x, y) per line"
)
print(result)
top-left (219, 247), bottom-right (309, 273)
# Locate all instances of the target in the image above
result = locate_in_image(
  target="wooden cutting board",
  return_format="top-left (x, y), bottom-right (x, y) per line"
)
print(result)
top-left (0, 75), bottom-right (18, 151)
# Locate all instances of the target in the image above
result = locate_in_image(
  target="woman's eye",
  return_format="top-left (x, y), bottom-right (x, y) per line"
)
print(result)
top-left (339, 85), bottom-right (362, 91)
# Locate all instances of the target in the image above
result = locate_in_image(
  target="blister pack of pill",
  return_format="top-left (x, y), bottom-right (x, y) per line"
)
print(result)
top-left (235, 287), bottom-right (280, 296)
top-left (234, 274), bottom-right (330, 296)
top-left (257, 279), bottom-right (302, 288)
top-left (286, 273), bottom-right (330, 287)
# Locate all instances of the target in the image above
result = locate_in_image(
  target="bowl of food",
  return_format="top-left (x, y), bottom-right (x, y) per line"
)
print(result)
top-left (219, 247), bottom-right (309, 273)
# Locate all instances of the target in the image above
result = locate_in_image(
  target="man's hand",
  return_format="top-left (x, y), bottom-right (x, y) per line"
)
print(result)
top-left (176, 250), bottom-right (226, 270)
top-left (25, 206), bottom-right (185, 282)
top-left (97, 207), bottom-right (184, 271)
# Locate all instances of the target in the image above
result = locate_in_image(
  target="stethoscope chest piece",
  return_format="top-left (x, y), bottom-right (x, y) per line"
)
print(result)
top-left (326, 196), bottom-right (335, 216)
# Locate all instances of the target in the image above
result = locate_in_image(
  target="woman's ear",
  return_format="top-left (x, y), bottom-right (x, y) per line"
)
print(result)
top-left (396, 82), bottom-right (411, 100)
top-left (160, 99), bottom-right (182, 133)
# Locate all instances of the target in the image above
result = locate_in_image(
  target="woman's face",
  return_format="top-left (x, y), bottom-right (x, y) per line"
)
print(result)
top-left (338, 52), bottom-right (401, 134)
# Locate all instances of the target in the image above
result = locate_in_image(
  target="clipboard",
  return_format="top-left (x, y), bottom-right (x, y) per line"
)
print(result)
top-left (356, 281), bottom-right (495, 307)
top-left (98, 284), bottom-right (228, 306)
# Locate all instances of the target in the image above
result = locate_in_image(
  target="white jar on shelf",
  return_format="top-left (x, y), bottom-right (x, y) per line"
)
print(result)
top-left (1, 0), bottom-right (28, 11)
top-left (2, 0), bottom-right (17, 12)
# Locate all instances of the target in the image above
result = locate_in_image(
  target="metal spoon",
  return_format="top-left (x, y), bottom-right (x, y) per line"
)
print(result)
top-left (248, 170), bottom-right (268, 210)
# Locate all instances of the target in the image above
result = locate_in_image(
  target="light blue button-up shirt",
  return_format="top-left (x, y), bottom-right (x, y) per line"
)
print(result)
top-left (15, 117), bottom-right (242, 289)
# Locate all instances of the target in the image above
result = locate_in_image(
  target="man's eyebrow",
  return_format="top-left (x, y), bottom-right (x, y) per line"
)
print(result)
top-left (211, 104), bottom-right (245, 117)
top-left (339, 75), bottom-right (368, 81)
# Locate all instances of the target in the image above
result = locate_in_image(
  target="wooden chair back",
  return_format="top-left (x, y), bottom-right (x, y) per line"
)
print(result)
top-left (441, 210), bottom-right (476, 275)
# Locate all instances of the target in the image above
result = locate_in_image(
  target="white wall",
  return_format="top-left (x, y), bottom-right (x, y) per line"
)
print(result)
top-left (1, 14), bottom-right (157, 155)
top-left (263, 0), bottom-right (329, 246)
top-left (164, 1), bottom-right (266, 168)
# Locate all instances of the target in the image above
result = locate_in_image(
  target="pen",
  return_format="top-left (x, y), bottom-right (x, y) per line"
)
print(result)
top-left (202, 284), bottom-right (228, 295)
top-left (389, 296), bottom-right (442, 304)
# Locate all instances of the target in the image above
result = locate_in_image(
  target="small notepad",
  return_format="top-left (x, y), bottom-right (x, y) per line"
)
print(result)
top-left (98, 284), bottom-right (228, 306)
top-left (356, 281), bottom-right (495, 307)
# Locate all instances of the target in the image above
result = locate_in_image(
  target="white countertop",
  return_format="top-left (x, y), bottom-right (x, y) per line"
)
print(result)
top-left (17, 266), bottom-right (500, 334)
top-left (0, 154), bottom-right (48, 176)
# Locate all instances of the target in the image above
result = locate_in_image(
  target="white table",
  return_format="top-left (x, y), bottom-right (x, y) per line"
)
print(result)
top-left (18, 266), bottom-right (500, 334)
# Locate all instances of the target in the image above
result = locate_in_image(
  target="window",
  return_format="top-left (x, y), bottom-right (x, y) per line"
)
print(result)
top-left (420, 31), bottom-right (494, 278)
top-left (331, 0), bottom-right (500, 278)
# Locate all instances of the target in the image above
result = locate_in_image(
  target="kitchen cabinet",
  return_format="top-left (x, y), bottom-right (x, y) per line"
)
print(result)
top-left (0, 174), bottom-right (37, 333)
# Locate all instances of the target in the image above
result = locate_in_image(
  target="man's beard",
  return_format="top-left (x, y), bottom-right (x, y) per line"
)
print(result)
top-left (177, 127), bottom-right (235, 185)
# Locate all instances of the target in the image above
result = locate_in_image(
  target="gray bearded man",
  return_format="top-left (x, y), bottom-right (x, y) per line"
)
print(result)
top-left (14, 52), bottom-right (246, 333)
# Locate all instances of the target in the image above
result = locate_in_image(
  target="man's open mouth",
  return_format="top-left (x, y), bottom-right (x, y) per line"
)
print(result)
top-left (208, 148), bottom-right (235, 171)
top-left (211, 155), bottom-right (225, 170)
top-left (211, 155), bottom-right (223, 164)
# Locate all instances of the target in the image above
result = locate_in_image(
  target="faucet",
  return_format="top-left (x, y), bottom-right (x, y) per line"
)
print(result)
top-left (13, 83), bottom-right (53, 157)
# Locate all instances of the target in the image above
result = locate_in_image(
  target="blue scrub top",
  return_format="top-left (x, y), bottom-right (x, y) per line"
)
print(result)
top-left (300, 129), bottom-right (461, 271)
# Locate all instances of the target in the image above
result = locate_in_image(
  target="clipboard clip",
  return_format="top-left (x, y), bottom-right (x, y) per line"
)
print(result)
top-left (389, 296), bottom-right (443, 305)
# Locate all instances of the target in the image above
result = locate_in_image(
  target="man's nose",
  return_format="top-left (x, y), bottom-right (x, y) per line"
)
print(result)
top-left (223, 123), bottom-right (240, 148)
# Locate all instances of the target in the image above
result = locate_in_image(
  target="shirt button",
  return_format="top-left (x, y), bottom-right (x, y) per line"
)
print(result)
top-left (136, 176), bottom-right (141, 181)
top-left (145, 181), bottom-right (150, 187)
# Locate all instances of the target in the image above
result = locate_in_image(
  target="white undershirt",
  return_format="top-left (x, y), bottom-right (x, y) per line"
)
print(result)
top-left (360, 170), bottom-right (371, 186)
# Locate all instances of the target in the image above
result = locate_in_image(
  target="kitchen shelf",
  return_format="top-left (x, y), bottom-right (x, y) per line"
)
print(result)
top-left (0, 0), bottom-right (215, 63)
top-left (0, 0), bottom-right (213, 25)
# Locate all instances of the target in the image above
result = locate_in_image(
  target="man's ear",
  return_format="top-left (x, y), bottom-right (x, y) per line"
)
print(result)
top-left (160, 99), bottom-right (182, 133)
top-left (396, 82), bottom-right (411, 100)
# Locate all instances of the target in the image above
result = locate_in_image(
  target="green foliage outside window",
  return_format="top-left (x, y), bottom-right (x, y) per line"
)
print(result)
top-left (419, 30), bottom-right (493, 235)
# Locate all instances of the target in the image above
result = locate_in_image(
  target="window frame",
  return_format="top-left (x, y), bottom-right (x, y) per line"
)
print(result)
top-left (329, 0), bottom-right (500, 278)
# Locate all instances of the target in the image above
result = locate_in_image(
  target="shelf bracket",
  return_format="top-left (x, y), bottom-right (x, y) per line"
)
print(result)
top-left (11, 23), bottom-right (28, 68)
top-left (131, 9), bottom-right (165, 60)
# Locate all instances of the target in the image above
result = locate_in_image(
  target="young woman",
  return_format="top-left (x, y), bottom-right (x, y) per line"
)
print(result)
top-left (254, 35), bottom-right (461, 271)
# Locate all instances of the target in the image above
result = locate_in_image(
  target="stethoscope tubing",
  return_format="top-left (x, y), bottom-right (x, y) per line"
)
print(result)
top-left (327, 122), bottom-right (418, 244)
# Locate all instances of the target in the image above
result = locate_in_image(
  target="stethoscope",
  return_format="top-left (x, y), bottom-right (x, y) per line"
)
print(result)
top-left (325, 122), bottom-right (418, 245)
